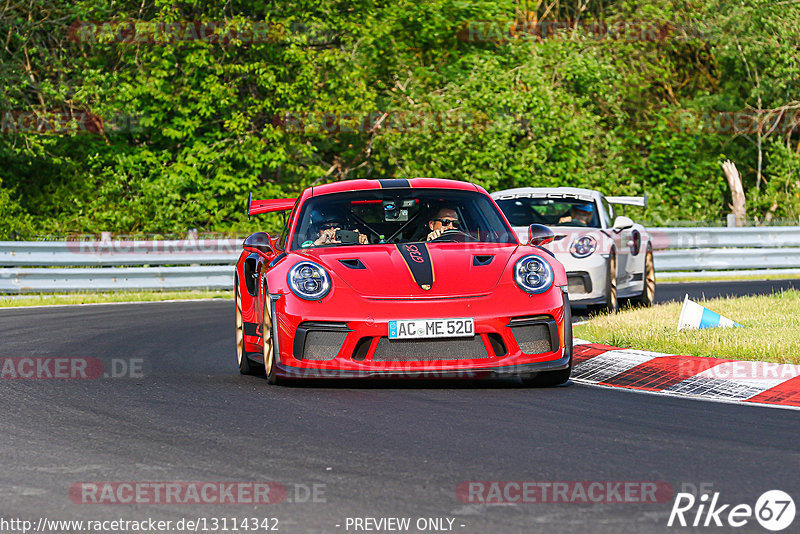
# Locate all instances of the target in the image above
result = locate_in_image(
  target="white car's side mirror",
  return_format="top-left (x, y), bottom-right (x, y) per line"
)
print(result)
top-left (612, 216), bottom-right (634, 231)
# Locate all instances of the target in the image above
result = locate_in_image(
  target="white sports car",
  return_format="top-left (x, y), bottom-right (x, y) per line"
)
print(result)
top-left (491, 187), bottom-right (655, 312)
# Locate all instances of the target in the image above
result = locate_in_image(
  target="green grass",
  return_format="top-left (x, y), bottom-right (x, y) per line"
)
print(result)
top-left (0, 290), bottom-right (233, 307)
top-left (574, 290), bottom-right (800, 364)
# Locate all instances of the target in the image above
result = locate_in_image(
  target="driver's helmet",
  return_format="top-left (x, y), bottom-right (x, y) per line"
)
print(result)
top-left (315, 216), bottom-right (343, 233)
top-left (572, 203), bottom-right (593, 213)
top-left (568, 202), bottom-right (595, 226)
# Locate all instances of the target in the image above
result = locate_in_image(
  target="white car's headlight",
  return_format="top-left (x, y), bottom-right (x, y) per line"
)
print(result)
top-left (570, 236), bottom-right (597, 258)
top-left (288, 261), bottom-right (331, 300)
top-left (513, 255), bottom-right (554, 294)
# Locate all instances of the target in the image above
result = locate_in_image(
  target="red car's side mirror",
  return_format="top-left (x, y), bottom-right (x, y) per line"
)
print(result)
top-left (243, 232), bottom-right (274, 255)
top-left (528, 224), bottom-right (555, 247)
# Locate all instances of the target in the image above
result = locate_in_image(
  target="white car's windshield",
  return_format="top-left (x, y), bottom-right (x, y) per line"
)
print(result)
top-left (291, 189), bottom-right (517, 249)
top-left (496, 197), bottom-right (601, 228)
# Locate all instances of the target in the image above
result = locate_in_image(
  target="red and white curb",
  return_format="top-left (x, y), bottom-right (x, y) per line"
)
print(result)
top-left (571, 339), bottom-right (800, 410)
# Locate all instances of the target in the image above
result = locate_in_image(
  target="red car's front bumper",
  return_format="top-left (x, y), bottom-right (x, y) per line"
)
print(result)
top-left (255, 284), bottom-right (569, 379)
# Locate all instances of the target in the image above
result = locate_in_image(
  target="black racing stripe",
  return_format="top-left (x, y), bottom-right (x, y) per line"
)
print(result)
top-left (244, 322), bottom-right (261, 336)
top-left (379, 179), bottom-right (410, 188)
top-left (396, 243), bottom-right (434, 289)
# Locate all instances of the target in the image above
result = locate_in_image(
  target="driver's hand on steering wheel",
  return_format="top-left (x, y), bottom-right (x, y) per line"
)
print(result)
top-left (427, 228), bottom-right (445, 241)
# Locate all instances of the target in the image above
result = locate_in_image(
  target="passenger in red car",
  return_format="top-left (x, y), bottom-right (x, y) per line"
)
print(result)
top-left (309, 219), bottom-right (369, 246)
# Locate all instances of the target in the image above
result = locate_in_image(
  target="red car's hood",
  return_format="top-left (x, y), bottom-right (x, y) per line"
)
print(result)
top-left (297, 243), bottom-right (519, 298)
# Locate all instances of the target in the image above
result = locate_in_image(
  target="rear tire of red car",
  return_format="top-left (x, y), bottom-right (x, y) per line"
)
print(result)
top-left (236, 279), bottom-right (263, 375)
top-left (632, 244), bottom-right (655, 307)
top-left (521, 293), bottom-right (573, 387)
top-left (262, 289), bottom-right (281, 385)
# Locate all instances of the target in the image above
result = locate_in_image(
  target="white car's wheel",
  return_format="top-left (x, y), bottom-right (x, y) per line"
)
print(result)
top-left (633, 244), bottom-right (655, 307)
top-left (600, 252), bottom-right (618, 314)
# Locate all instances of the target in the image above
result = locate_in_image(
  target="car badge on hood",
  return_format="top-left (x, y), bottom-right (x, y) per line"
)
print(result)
top-left (396, 243), bottom-right (435, 291)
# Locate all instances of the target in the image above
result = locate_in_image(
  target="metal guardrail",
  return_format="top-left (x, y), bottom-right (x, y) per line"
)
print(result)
top-left (0, 239), bottom-right (240, 266)
top-left (0, 266), bottom-right (233, 293)
top-left (651, 226), bottom-right (800, 274)
top-left (0, 238), bottom-right (240, 292)
top-left (651, 227), bottom-right (800, 249)
top-left (0, 226), bottom-right (798, 292)
top-left (654, 248), bottom-right (800, 272)
top-left (655, 268), bottom-right (800, 280)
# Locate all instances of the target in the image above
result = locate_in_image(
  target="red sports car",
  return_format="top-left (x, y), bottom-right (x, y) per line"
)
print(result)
top-left (234, 178), bottom-right (573, 386)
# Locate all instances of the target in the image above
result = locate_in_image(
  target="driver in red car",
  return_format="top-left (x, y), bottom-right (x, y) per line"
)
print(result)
top-left (426, 207), bottom-right (460, 241)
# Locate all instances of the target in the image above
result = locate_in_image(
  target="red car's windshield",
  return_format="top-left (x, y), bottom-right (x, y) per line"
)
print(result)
top-left (290, 189), bottom-right (517, 249)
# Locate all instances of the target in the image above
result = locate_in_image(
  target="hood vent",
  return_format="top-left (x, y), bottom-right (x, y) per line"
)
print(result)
top-left (339, 258), bottom-right (366, 270)
top-left (473, 255), bottom-right (494, 266)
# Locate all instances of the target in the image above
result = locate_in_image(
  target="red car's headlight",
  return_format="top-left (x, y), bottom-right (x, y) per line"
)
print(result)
top-left (288, 261), bottom-right (331, 300)
top-left (513, 255), bottom-right (553, 294)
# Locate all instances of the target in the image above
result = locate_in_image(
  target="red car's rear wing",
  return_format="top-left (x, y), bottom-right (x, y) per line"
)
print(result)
top-left (248, 194), bottom-right (297, 216)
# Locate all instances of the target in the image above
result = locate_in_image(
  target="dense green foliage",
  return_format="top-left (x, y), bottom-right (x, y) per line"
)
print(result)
top-left (1, 0), bottom-right (798, 238)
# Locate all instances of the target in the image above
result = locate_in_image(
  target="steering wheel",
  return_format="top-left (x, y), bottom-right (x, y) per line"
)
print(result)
top-left (432, 228), bottom-right (477, 243)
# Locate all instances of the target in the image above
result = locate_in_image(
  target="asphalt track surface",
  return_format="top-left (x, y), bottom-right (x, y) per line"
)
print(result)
top-left (1, 280), bottom-right (798, 534)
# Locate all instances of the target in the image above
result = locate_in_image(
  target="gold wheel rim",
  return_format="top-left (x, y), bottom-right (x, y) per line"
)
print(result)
top-left (609, 256), bottom-right (617, 308)
top-left (235, 283), bottom-right (244, 365)
top-left (645, 251), bottom-right (656, 300)
top-left (263, 297), bottom-right (274, 374)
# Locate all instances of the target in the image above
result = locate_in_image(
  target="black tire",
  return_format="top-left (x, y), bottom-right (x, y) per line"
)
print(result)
top-left (632, 244), bottom-right (656, 307)
top-left (263, 288), bottom-right (281, 385)
top-left (601, 251), bottom-right (618, 314)
top-left (520, 293), bottom-right (573, 387)
top-left (236, 280), bottom-right (263, 375)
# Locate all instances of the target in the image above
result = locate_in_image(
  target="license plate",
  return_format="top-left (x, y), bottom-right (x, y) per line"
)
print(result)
top-left (388, 318), bottom-right (474, 339)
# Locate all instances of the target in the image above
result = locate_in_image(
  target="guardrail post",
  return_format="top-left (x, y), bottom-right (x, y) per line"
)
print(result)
top-left (726, 214), bottom-right (736, 228)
